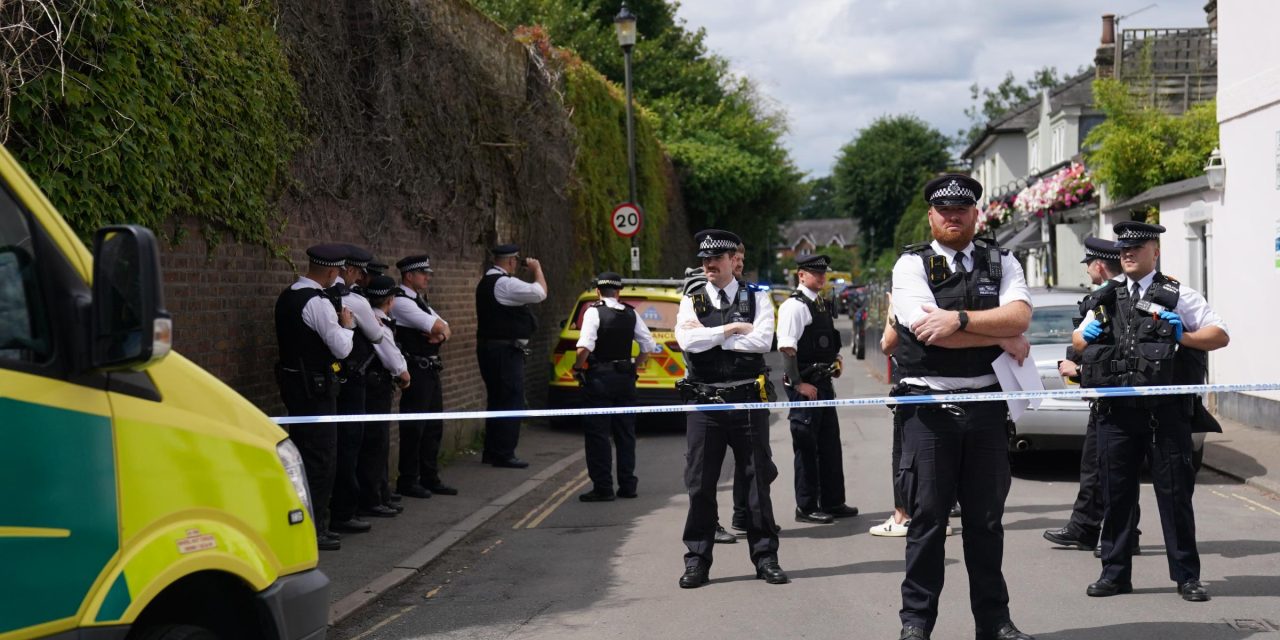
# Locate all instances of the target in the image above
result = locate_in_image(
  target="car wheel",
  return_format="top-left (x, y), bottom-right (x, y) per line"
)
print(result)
top-left (854, 330), bottom-right (866, 360)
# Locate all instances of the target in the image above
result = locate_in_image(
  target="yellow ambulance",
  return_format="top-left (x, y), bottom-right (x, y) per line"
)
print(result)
top-left (0, 144), bottom-right (327, 640)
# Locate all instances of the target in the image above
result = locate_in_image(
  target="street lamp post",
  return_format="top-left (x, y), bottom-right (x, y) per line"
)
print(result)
top-left (615, 3), bottom-right (639, 277)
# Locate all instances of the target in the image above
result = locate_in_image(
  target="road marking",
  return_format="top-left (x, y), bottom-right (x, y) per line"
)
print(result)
top-left (527, 476), bottom-right (592, 529)
top-left (349, 605), bottom-right (415, 640)
top-left (425, 586), bottom-right (442, 599)
top-left (1210, 489), bottom-right (1280, 518)
top-left (513, 468), bottom-right (589, 529)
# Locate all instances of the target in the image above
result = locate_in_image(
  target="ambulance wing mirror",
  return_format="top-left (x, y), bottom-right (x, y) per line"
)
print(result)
top-left (90, 225), bottom-right (172, 370)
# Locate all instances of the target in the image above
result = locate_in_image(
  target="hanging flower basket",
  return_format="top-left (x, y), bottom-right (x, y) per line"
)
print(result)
top-left (1013, 162), bottom-right (1095, 220)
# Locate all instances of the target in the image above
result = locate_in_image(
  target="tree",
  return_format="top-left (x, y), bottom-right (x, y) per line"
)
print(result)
top-left (832, 115), bottom-right (950, 259)
top-left (959, 67), bottom-right (1062, 146)
top-left (1084, 79), bottom-right (1219, 200)
top-left (796, 176), bottom-right (838, 219)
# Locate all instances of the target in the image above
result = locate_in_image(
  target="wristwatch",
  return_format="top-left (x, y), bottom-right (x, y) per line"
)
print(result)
top-left (957, 310), bottom-right (969, 331)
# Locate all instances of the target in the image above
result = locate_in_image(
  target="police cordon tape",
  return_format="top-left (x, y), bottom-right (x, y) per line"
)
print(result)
top-left (271, 381), bottom-right (1280, 425)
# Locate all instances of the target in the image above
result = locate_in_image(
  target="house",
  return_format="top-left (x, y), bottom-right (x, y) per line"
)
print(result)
top-left (774, 218), bottom-right (859, 263)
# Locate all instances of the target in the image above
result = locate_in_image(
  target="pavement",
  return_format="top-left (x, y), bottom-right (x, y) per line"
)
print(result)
top-left (318, 351), bottom-right (1280, 630)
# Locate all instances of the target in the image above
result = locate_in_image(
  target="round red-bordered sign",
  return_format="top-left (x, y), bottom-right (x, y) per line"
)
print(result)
top-left (610, 202), bottom-right (643, 238)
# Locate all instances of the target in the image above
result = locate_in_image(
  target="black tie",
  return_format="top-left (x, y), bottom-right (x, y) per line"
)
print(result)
top-left (955, 252), bottom-right (968, 274)
top-left (718, 288), bottom-right (731, 308)
top-left (1132, 282), bottom-right (1141, 301)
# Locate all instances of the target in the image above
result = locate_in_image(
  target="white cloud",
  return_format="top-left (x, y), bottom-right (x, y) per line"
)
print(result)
top-left (673, 0), bottom-right (1211, 176)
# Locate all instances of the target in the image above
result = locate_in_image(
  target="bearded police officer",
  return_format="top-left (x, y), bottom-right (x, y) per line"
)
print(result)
top-left (778, 253), bottom-right (858, 524)
top-left (476, 243), bottom-right (548, 469)
top-left (392, 255), bottom-right (456, 498)
top-left (573, 272), bottom-right (659, 502)
top-left (1075, 222), bottom-right (1229, 603)
top-left (274, 243), bottom-right (356, 551)
top-left (892, 174), bottom-right (1035, 640)
top-left (356, 274), bottom-right (410, 518)
top-left (675, 229), bottom-right (786, 589)
top-left (1044, 237), bottom-right (1142, 555)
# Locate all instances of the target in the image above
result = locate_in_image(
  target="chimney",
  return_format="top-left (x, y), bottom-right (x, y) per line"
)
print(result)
top-left (1095, 14), bottom-right (1116, 79)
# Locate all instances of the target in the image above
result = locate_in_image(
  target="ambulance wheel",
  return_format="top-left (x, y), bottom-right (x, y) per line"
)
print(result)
top-left (132, 624), bottom-right (220, 640)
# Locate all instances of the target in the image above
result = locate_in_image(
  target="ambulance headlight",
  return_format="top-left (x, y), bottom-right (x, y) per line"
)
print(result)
top-left (277, 438), bottom-right (313, 523)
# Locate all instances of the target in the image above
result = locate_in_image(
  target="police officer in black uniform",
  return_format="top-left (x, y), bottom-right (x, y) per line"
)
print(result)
top-left (674, 229), bottom-right (787, 589)
top-left (355, 274), bottom-right (410, 518)
top-left (476, 244), bottom-right (548, 469)
top-left (777, 253), bottom-right (859, 524)
top-left (274, 243), bottom-right (355, 551)
top-left (891, 175), bottom-right (1035, 640)
top-left (392, 255), bottom-right (457, 498)
top-left (1076, 221), bottom-right (1229, 603)
top-left (572, 271), bottom-right (659, 502)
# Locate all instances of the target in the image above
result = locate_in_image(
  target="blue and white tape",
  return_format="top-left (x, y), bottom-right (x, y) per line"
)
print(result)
top-left (271, 382), bottom-right (1280, 425)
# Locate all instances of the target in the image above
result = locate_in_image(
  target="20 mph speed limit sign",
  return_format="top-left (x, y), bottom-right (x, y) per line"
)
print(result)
top-left (610, 202), bottom-right (643, 238)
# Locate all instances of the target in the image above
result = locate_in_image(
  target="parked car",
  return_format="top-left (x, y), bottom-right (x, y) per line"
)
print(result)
top-left (546, 279), bottom-right (687, 427)
top-left (1012, 288), bottom-right (1206, 468)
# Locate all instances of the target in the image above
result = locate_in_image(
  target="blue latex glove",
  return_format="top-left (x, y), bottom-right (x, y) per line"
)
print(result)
top-left (1158, 310), bottom-right (1184, 342)
top-left (1082, 319), bottom-right (1104, 343)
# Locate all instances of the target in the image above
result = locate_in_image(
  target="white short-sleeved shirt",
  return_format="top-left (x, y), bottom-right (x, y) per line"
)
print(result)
top-left (1077, 271), bottom-right (1228, 335)
top-left (487, 266), bottom-right (547, 306)
top-left (371, 308), bottom-right (408, 376)
top-left (776, 285), bottom-right (820, 351)
top-left (390, 284), bottom-right (447, 334)
top-left (891, 240), bottom-right (1031, 390)
top-left (336, 277), bottom-right (384, 346)
top-left (290, 276), bottom-right (353, 359)
top-left (576, 296), bottom-right (660, 354)
top-left (674, 279), bottom-right (774, 355)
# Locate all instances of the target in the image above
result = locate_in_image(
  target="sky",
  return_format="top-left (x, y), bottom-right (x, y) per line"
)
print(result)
top-left (674, 0), bottom-right (1211, 178)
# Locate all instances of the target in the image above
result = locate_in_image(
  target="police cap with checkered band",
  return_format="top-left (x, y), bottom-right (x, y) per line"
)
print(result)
top-left (1113, 221), bottom-right (1166, 248)
top-left (1080, 236), bottom-right (1121, 263)
top-left (694, 229), bottom-right (742, 258)
top-left (924, 173), bottom-right (982, 207)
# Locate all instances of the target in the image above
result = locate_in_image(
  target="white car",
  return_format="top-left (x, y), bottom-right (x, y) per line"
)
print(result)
top-left (1011, 288), bottom-right (1206, 467)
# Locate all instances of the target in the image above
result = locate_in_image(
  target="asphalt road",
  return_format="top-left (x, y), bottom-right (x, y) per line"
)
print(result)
top-left (333, 349), bottom-right (1280, 640)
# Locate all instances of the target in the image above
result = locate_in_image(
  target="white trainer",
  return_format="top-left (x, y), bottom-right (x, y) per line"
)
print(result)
top-left (869, 516), bottom-right (910, 537)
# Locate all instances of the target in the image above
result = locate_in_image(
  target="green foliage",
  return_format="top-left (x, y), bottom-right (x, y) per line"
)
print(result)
top-left (4, 0), bottom-right (302, 249)
top-left (832, 115), bottom-right (949, 259)
top-left (797, 176), bottom-right (838, 220)
top-left (892, 175), bottom-right (934, 252)
top-left (959, 66), bottom-right (1063, 146)
top-left (563, 61), bottom-right (670, 282)
top-left (470, 0), bottom-right (802, 271)
top-left (1084, 79), bottom-right (1219, 199)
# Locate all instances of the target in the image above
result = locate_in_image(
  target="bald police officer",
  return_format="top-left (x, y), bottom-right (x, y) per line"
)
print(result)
top-left (275, 243), bottom-right (355, 551)
top-left (573, 271), bottom-right (659, 502)
top-left (675, 229), bottom-right (786, 589)
top-left (891, 174), bottom-right (1035, 640)
top-left (1076, 221), bottom-right (1229, 603)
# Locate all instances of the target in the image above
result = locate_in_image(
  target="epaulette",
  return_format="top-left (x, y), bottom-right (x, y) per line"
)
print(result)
top-left (973, 236), bottom-right (1010, 256)
top-left (902, 242), bottom-right (931, 255)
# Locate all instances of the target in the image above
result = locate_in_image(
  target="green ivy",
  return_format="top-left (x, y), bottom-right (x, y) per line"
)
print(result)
top-left (5, 0), bottom-right (303, 250)
top-left (563, 62), bottom-right (670, 282)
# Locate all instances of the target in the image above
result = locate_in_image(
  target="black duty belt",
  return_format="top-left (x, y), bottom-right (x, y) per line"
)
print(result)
top-left (676, 378), bottom-right (761, 404)
top-left (479, 338), bottom-right (532, 356)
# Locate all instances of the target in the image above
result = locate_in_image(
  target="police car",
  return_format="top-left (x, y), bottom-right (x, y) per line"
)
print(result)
top-left (547, 279), bottom-right (688, 425)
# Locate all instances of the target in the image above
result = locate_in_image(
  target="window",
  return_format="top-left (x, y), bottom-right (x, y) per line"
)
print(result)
top-left (571, 298), bottom-right (680, 331)
top-left (0, 186), bottom-right (52, 364)
top-left (1051, 126), bottom-right (1066, 164)
top-left (1026, 305), bottom-right (1076, 346)
top-left (1028, 138), bottom-right (1040, 173)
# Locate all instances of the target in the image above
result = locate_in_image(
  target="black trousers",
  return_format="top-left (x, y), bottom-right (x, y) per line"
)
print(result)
top-left (787, 380), bottom-right (846, 512)
top-left (898, 399), bottom-right (1012, 636)
top-left (1097, 401), bottom-right (1199, 585)
top-left (477, 342), bottom-right (526, 460)
top-left (683, 408), bottom-right (779, 569)
top-left (891, 405), bottom-right (906, 509)
top-left (358, 374), bottom-right (394, 509)
top-left (331, 375), bottom-right (367, 522)
top-left (582, 366), bottom-right (638, 494)
top-left (1067, 406), bottom-right (1140, 544)
top-left (279, 372), bottom-right (338, 534)
top-left (398, 364), bottom-right (444, 490)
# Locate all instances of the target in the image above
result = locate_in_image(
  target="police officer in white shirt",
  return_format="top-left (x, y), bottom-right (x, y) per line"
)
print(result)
top-left (572, 271), bottom-right (659, 502)
top-left (355, 274), bottom-right (411, 518)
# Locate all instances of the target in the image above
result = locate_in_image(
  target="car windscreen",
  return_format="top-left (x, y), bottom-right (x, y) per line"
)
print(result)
top-left (1027, 304), bottom-right (1077, 346)
top-left (571, 297), bottom-right (680, 331)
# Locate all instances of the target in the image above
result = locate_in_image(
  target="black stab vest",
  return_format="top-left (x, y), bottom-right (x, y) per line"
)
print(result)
top-left (275, 285), bottom-right (342, 371)
top-left (791, 289), bottom-right (841, 369)
top-left (393, 288), bottom-right (442, 358)
top-left (684, 280), bottom-right (766, 383)
top-left (590, 301), bottom-right (636, 361)
top-left (893, 242), bottom-right (1004, 378)
top-left (1079, 272), bottom-right (1182, 391)
top-left (476, 272), bottom-right (538, 340)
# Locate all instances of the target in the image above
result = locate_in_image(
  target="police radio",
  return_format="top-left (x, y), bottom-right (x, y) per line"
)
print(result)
top-left (1135, 299), bottom-right (1169, 317)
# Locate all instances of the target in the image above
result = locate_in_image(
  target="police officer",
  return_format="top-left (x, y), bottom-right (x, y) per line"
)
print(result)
top-left (476, 243), bottom-right (547, 469)
top-left (355, 274), bottom-right (411, 518)
top-left (366, 260), bottom-right (389, 277)
top-left (328, 245), bottom-right (386, 534)
top-left (392, 255), bottom-right (456, 498)
top-left (1043, 237), bottom-right (1140, 555)
top-left (1076, 221), bottom-right (1229, 602)
top-left (572, 271), bottom-right (659, 502)
top-left (891, 174), bottom-right (1035, 640)
top-left (778, 253), bottom-right (859, 524)
top-left (274, 243), bottom-right (355, 551)
top-left (675, 229), bottom-right (786, 589)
